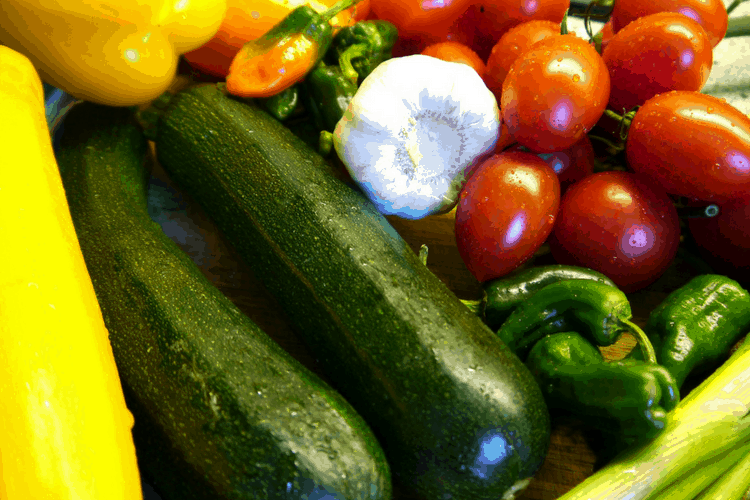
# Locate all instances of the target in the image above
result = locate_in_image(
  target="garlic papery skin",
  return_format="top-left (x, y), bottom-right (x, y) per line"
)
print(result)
top-left (333, 54), bottom-right (501, 220)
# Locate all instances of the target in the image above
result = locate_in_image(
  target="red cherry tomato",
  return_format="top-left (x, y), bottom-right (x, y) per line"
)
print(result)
top-left (689, 197), bottom-right (750, 283)
top-left (626, 91), bottom-right (750, 204)
top-left (484, 20), bottom-right (560, 101)
top-left (468, 0), bottom-right (570, 61)
top-left (370, 0), bottom-right (473, 36)
top-left (455, 151), bottom-right (560, 282)
top-left (507, 134), bottom-right (595, 194)
top-left (603, 12), bottom-right (712, 112)
top-left (610, 0), bottom-right (728, 47)
top-left (501, 34), bottom-right (610, 153)
top-left (549, 171), bottom-right (680, 293)
top-left (422, 41), bottom-right (486, 77)
top-left (388, 5), bottom-right (477, 58)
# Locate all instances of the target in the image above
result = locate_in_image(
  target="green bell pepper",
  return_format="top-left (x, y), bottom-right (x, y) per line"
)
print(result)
top-left (630, 274), bottom-right (750, 389)
top-left (496, 280), bottom-right (655, 362)
top-left (303, 62), bottom-right (358, 132)
top-left (325, 20), bottom-right (398, 84)
top-left (526, 332), bottom-right (680, 442)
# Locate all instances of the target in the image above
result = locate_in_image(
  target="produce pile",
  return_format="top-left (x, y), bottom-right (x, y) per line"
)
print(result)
top-left (2, 0), bottom-right (750, 499)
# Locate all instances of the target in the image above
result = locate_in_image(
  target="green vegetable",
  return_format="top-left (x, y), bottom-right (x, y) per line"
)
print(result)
top-left (462, 264), bottom-right (617, 329)
top-left (149, 83), bottom-right (552, 500)
top-left (55, 101), bottom-right (392, 500)
top-left (303, 62), bottom-right (358, 132)
top-left (496, 280), bottom-right (656, 362)
top-left (556, 335), bottom-right (750, 500)
top-left (630, 274), bottom-right (750, 389)
top-left (256, 84), bottom-right (299, 121)
top-left (526, 332), bottom-right (680, 442)
top-left (325, 20), bottom-right (398, 84)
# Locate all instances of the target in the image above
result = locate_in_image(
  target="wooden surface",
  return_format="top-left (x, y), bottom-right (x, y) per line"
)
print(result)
top-left (145, 146), bottom-right (707, 500)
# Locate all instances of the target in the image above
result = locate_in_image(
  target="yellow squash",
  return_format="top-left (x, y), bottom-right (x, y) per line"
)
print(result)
top-left (0, 0), bottom-right (226, 106)
top-left (0, 46), bottom-right (143, 498)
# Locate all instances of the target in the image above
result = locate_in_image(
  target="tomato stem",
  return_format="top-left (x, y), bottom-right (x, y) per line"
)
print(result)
top-left (726, 15), bottom-right (750, 37)
top-left (561, 9), bottom-right (570, 35)
top-left (676, 204), bottom-right (720, 218)
top-left (727, 0), bottom-right (747, 14)
top-left (322, 0), bottom-right (364, 22)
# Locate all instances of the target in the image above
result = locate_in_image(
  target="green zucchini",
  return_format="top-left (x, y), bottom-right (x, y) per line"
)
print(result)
top-left (54, 101), bottom-right (391, 500)
top-left (151, 84), bottom-right (552, 500)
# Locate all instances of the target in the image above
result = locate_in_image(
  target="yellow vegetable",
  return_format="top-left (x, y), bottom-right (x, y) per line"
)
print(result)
top-left (0, 0), bottom-right (226, 106)
top-left (0, 46), bottom-right (143, 498)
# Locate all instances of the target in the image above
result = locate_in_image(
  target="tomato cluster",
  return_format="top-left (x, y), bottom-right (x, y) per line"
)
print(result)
top-left (369, 0), bottom-right (749, 292)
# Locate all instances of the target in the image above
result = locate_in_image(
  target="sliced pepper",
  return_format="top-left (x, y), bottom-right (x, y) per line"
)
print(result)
top-left (525, 332), bottom-right (680, 442)
top-left (0, 0), bottom-right (227, 106)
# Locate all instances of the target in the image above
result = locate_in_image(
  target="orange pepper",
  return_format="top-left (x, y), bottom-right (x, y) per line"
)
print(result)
top-left (185, 0), bottom-right (369, 78)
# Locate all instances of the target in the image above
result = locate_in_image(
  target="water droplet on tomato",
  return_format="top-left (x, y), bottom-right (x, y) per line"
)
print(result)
top-left (572, 74), bottom-right (580, 82)
top-left (707, 107), bottom-right (714, 113)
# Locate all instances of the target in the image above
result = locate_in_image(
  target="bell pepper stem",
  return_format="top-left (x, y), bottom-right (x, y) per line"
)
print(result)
top-left (338, 43), bottom-right (369, 83)
top-left (321, 0), bottom-right (364, 22)
top-left (419, 244), bottom-right (429, 266)
top-left (622, 318), bottom-right (657, 364)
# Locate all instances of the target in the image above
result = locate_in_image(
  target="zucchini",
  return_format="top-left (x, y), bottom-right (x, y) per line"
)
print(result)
top-left (54, 101), bottom-right (392, 500)
top-left (151, 84), bottom-right (552, 500)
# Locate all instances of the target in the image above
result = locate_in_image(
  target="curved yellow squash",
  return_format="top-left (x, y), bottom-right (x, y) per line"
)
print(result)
top-left (0, 0), bottom-right (226, 106)
top-left (0, 46), bottom-right (143, 499)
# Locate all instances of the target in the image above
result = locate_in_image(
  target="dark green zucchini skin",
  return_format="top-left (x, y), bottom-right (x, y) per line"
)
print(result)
top-left (55, 102), bottom-right (391, 500)
top-left (153, 84), bottom-right (552, 500)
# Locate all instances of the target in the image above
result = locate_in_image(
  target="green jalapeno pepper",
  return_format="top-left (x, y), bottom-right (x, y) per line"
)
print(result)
top-left (325, 20), bottom-right (398, 84)
top-left (462, 265), bottom-right (617, 329)
top-left (303, 62), bottom-right (358, 132)
top-left (525, 332), bottom-right (680, 442)
top-left (256, 85), bottom-right (300, 122)
top-left (629, 274), bottom-right (750, 389)
top-left (496, 280), bottom-right (655, 362)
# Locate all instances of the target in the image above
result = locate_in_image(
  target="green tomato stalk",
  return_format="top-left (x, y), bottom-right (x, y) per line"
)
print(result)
top-left (556, 337), bottom-right (750, 500)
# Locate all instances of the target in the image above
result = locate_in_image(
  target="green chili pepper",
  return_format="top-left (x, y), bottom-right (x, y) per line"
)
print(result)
top-left (256, 85), bottom-right (300, 121)
top-left (525, 332), bottom-right (680, 441)
top-left (325, 20), bottom-right (398, 84)
top-left (462, 265), bottom-right (617, 329)
top-left (630, 274), bottom-right (750, 389)
top-left (496, 280), bottom-right (655, 362)
top-left (303, 62), bottom-right (358, 132)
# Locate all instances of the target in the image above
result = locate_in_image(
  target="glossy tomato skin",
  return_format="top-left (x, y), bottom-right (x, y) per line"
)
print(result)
top-left (183, 0), bottom-right (359, 77)
top-left (468, 0), bottom-right (569, 60)
top-left (484, 20), bottom-right (560, 101)
top-left (501, 34), bottom-right (610, 153)
top-left (370, 0), bottom-right (473, 36)
top-left (689, 197), bottom-right (750, 283)
top-left (508, 135), bottom-right (595, 194)
top-left (603, 12), bottom-right (712, 112)
top-left (549, 171), bottom-right (680, 293)
top-left (422, 41), bottom-right (486, 77)
top-left (610, 0), bottom-right (727, 47)
top-left (455, 151), bottom-right (560, 282)
top-left (626, 91), bottom-right (750, 204)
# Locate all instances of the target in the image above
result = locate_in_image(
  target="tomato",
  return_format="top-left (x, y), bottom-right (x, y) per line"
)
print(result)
top-left (689, 197), bottom-right (750, 283)
top-left (610, 0), bottom-right (728, 47)
top-left (603, 12), bottom-right (712, 112)
top-left (507, 134), bottom-right (595, 194)
top-left (455, 151), bottom-right (560, 282)
top-left (549, 171), bottom-right (680, 293)
top-left (388, 5), bottom-right (478, 58)
top-left (467, 0), bottom-right (570, 61)
top-left (596, 20), bottom-right (615, 53)
top-left (183, 0), bottom-right (359, 78)
top-left (501, 34), bottom-right (610, 153)
top-left (421, 41), bottom-right (486, 77)
top-left (626, 91), bottom-right (750, 204)
top-left (483, 20), bottom-right (560, 101)
top-left (370, 0), bottom-right (474, 36)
